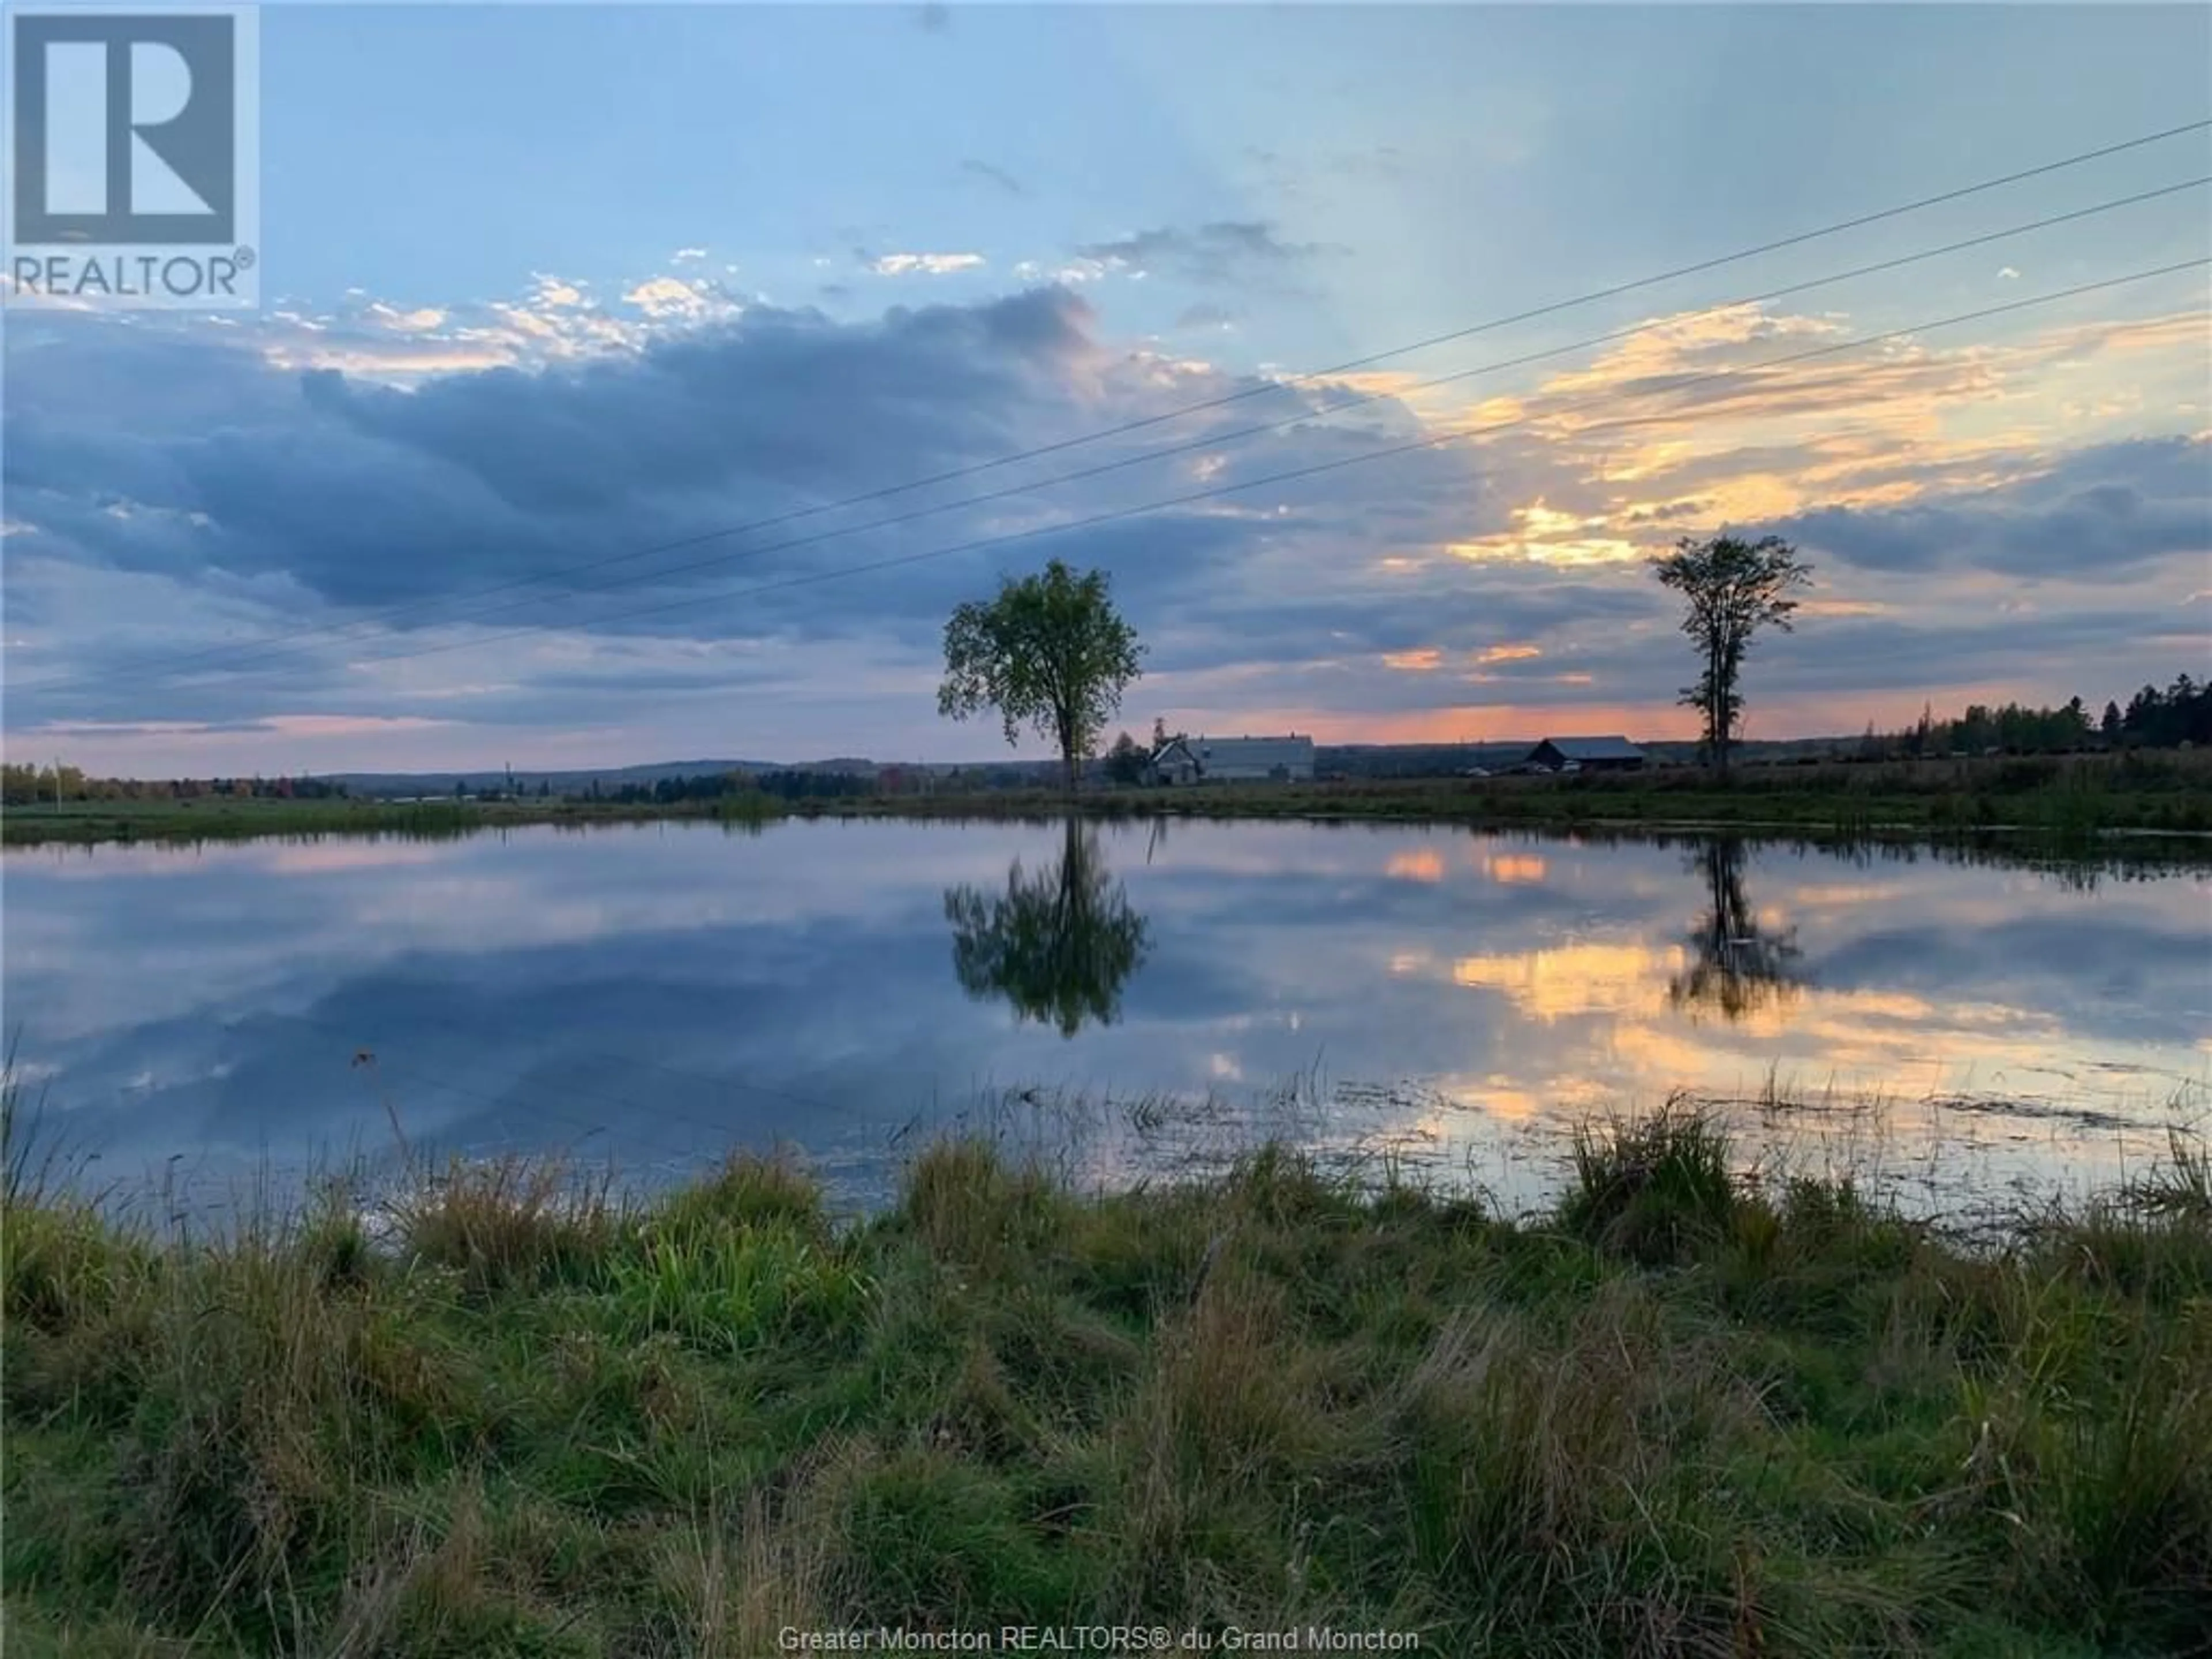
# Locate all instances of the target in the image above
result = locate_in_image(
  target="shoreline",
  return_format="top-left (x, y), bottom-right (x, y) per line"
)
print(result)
top-left (7, 1107), bottom-right (2207, 1656)
top-left (7, 753), bottom-right (2212, 849)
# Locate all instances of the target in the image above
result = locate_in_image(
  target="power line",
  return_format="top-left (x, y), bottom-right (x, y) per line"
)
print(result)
top-left (32, 116), bottom-right (2209, 695)
top-left (137, 257), bottom-right (2212, 688)
top-left (36, 177), bottom-right (2208, 700)
top-left (313, 184), bottom-right (2212, 633)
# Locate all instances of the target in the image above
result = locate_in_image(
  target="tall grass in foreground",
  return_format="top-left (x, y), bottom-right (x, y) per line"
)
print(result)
top-left (4, 1111), bottom-right (2208, 1657)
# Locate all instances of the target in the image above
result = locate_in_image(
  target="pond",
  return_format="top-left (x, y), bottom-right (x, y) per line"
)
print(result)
top-left (4, 817), bottom-right (2207, 1225)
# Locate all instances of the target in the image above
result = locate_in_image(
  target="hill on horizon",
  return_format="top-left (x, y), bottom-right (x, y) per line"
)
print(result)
top-left (320, 734), bottom-right (1880, 796)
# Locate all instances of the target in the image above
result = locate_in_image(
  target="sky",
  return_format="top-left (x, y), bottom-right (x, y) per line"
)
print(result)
top-left (3, 0), bottom-right (2209, 777)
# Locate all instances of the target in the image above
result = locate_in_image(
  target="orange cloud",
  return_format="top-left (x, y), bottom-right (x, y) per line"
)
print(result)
top-left (1382, 647), bottom-right (1444, 672)
top-left (1797, 599), bottom-right (1896, 618)
top-left (1431, 296), bottom-right (2208, 571)
top-left (1448, 500), bottom-right (1643, 568)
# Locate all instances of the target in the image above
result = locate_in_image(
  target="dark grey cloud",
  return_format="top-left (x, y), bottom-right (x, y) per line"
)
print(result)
top-left (1071, 221), bottom-right (1341, 288)
top-left (2, 286), bottom-right (1497, 730)
top-left (12, 276), bottom-right (2201, 759)
top-left (1771, 436), bottom-right (2211, 579)
top-left (1146, 578), bottom-right (1658, 679)
top-left (9, 289), bottom-right (1097, 610)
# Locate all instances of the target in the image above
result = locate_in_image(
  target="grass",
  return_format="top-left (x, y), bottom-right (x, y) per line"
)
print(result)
top-left (9, 749), bottom-right (2211, 847)
top-left (0, 791), bottom-right (787, 847)
top-left (5, 1100), bottom-right (2208, 1657)
top-left (804, 748), bottom-right (2212, 839)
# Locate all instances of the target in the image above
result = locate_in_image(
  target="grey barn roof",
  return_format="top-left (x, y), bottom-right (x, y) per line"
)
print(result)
top-left (1533, 736), bottom-right (1645, 760)
top-left (1192, 736), bottom-right (1312, 764)
top-left (1153, 734), bottom-right (1314, 772)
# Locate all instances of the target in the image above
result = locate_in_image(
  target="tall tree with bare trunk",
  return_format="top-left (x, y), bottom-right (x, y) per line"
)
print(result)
top-left (1653, 534), bottom-right (1811, 775)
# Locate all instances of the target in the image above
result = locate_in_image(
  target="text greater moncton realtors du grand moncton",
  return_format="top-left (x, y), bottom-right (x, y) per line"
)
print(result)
top-left (774, 1627), bottom-right (1426, 1652)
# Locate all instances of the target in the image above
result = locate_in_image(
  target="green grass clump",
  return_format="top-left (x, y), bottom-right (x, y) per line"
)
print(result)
top-left (4, 1112), bottom-right (2207, 1656)
top-left (1559, 1096), bottom-right (1738, 1264)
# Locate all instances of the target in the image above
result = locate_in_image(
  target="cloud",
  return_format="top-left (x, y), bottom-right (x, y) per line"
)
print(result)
top-left (865, 252), bottom-right (987, 278)
top-left (1069, 221), bottom-right (1340, 288)
top-left (7, 264), bottom-right (2205, 772)
top-left (1014, 259), bottom-right (1110, 286)
top-left (959, 159), bottom-right (1026, 197)
top-left (5, 286), bottom-right (1111, 625)
top-left (2, 281), bottom-right (1519, 757)
top-left (622, 276), bottom-right (738, 320)
top-left (1403, 291), bottom-right (2211, 572)
top-left (1772, 436), bottom-right (2211, 578)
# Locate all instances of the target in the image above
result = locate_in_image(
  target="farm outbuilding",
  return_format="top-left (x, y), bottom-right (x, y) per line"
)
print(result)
top-left (1524, 736), bottom-right (1646, 772)
top-left (1148, 734), bottom-right (1316, 785)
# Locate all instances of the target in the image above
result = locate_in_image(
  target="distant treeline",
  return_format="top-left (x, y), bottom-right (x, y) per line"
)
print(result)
top-left (9, 672), bottom-right (2205, 806)
top-left (580, 770), bottom-right (873, 805)
top-left (1863, 673), bottom-right (2210, 759)
top-left (0, 766), bottom-right (351, 806)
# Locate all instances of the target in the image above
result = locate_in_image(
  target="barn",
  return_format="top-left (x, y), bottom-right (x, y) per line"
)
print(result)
top-left (1525, 736), bottom-right (1647, 772)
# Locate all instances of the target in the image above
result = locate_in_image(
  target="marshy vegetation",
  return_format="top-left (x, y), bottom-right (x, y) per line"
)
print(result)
top-left (5, 1097), bottom-right (2207, 1657)
top-left (800, 747), bottom-right (2212, 843)
top-left (7, 747), bottom-right (2211, 848)
top-left (0, 790), bottom-right (789, 849)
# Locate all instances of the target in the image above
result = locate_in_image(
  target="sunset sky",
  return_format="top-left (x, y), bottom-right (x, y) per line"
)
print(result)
top-left (5, 1), bottom-right (2209, 776)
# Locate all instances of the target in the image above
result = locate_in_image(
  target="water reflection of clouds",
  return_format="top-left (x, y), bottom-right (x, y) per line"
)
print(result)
top-left (4, 820), bottom-right (2206, 1216)
top-left (1385, 850), bottom-right (1445, 883)
top-left (1480, 853), bottom-right (1548, 885)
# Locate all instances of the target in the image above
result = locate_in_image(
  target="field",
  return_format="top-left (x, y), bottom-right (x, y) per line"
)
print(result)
top-left (0, 792), bottom-right (785, 848)
top-left (7, 748), bottom-right (2211, 847)
top-left (5, 1107), bottom-right (2208, 1657)
top-left (824, 747), bottom-right (2212, 838)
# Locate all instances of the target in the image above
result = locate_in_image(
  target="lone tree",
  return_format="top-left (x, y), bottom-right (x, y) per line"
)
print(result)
top-left (938, 559), bottom-right (1144, 794)
top-left (1652, 533), bottom-right (1811, 775)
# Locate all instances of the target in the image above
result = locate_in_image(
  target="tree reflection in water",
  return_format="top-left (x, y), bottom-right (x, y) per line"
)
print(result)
top-left (944, 819), bottom-right (1151, 1037)
top-left (1668, 836), bottom-right (1805, 1022)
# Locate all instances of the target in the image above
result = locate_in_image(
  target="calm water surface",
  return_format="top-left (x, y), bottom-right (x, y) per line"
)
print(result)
top-left (5, 819), bottom-right (2207, 1221)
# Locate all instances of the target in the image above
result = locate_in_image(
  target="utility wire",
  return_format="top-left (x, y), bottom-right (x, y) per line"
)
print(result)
top-left (37, 177), bottom-right (2206, 699)
top-left (32, 117), bottom-right (2209, 695)
top-left (147, 257), bottom-right (2212, 687)
top-left (309, 183), bottom-right (2212, 639)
